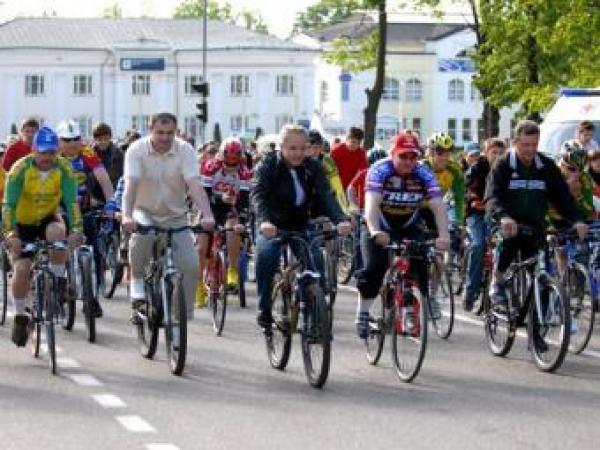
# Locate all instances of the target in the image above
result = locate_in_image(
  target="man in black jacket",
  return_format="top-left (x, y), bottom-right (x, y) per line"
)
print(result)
top-left (251, 125), bottom-right (351, 327)
top-left (463, 138), bottom-right (506, 311)
top-left (485, 120), bottom-right (587, 308)
top-left (90, 123), bottom-right (123, 201)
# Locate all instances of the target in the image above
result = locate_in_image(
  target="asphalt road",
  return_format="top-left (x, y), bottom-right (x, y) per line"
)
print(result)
top-left (1, 281), bottom-right (600, 450)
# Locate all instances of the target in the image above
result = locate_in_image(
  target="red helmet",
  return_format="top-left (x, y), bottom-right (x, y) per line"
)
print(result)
top-left (220, 138), bottom-right (243, 166)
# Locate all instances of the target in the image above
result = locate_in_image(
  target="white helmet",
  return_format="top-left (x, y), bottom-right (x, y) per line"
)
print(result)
top-left (56, 119), bottom-right (81, 139)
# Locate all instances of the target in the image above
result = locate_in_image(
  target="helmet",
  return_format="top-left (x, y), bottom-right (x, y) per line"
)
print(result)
top-left (367, 146), bottom-right (387, 165)
top-left (33, 127), bottom-right (59, 153)
top-left (56, 119), bottom-right (81, 140)
top-left (427, 132), bottom-right (454, 151)
top-left (560, 139), bottom-right (587, 171)
top-left (391, 131), bottom-right (420, 155)
top-left (220, 138), bottom-right (243, 166)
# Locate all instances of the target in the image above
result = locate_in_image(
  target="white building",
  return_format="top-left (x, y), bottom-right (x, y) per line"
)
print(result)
top-left (0, 18), bottom-right (318, 142)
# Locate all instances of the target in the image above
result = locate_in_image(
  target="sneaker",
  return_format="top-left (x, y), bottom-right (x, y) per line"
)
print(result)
top-left (195, 283), bottom-right (208, 309)
top-left (11, 314), bottom-right (30, 347)
top-left (355, 311), bottom-right (369, 340)
top-left (429, 296), bottom-right (442, 321)
top-left (129, 299), bottom-right (145, 326)
top-left (257, 310), bottom-right (273, 329)
top-left (226, 267), bottom-right (239, 291)
top-left (130, 278), bottom-right (145, 301)
top-left (489, 282), bottom-right (508, 311)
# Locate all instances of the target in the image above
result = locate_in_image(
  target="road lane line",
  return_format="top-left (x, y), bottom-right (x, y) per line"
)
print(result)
top-left (91, 394), bottom-right (127, 409)
top-left (116, 415), bottom-right (156, 433)
top-left (146, 445), bottom-right (180, 450)
top-left (68, 374), bottom-right (103, 387)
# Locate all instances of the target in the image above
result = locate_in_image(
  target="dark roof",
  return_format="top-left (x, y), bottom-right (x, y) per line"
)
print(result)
top-left (0, 17), bottom-right (311, 51)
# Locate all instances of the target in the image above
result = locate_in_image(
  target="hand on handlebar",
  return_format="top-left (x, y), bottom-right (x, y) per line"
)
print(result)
top-left (337, 221), bottom-right (352, 236)
top-left (200, 217), bottom-right (216, 231)
top-left (259, 221), bottom-right (277, 239)
top-left (372, 231), bottom-right (390, 247)
top-left (122, 216), bottom-right (136, 234)
top-left (435, 236), bottom-right (451, 252)
top-left (500, 216), bottom-right (518, 238)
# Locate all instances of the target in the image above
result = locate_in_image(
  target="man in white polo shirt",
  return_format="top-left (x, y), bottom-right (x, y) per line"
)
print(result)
top-left (122, 113), bottom-right (215, 320)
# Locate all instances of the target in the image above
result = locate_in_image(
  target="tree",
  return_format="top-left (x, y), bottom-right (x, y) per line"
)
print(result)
top-left (102, 3), bottom-right (123, 19)
top-left (294, 0), bottom-right (365, 33)
top-left (173, 0), bottom-right (269, 34)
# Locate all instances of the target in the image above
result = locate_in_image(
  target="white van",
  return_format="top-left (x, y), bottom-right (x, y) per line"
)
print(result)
top-left (539, 88), bottom-right (600, 157)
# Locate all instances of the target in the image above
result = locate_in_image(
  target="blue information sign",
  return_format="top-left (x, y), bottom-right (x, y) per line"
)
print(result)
top-left (438, 59), bottom-right (475, 73)
top-left (120, 58), bottom-right (165, 71)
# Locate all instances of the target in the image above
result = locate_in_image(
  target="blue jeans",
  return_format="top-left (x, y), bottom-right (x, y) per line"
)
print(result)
top-left (465, 214), bottom-right (488, 304)
top-left (255, 231), bottom-right (323, 314)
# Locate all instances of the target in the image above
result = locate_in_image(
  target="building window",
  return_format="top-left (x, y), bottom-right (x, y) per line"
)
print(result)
top-left (448, 79), bottom-right (465, 102)
top-left (132, 75), bottom-right (150, 96)
top-left (376, 126), bottom-right (398, 141)
top-left (412, 118), bottom-right (422, 138)
top-left (320, 81), bottom-right (329, 104)
top-left (73, 75), bottom-right (92, 96)
top-left (275, 114), bottom-right (294, 132)
top-left (25, 75), bottom-right (45, 96)
top-left (470, 85), bottom-right (482, 101)
top-left (448, 118), bottom-right (457, 141)
top-left (462, 118), bottom-right (472, 142)
top-left (382, 77), bottom-right (400, 101)
top-left (406, 78), bottom-right (422, 102)
top-left (230, 75), bottom-right (250, 96)
top-left (76, 116), bottom-right (93, 138)
top-left (478, 118), bottom-right (485, 142)
top-left (131, 115), bottom-right (150, 134)
top-left (184, 75), bottom-right (204, 95)
top-left (276, 75), bottom-right (294, 96)
top-left (184, 116), bottom-right (200, 139)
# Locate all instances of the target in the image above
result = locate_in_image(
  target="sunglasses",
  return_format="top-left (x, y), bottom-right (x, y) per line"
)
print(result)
top-left (397, 153), bottom-right (418, 161)
top-left (434, 148), bottom-right (450, 156)
top-left (60, 137), bottom-right (81, 143)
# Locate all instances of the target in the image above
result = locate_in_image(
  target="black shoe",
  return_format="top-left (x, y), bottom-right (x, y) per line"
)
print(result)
top-left (257, 310), bottom-right (273, 329)
top-left (463, 296), bottom-right (475, 313)
top-left (11, 314), bottom-right (30, 347)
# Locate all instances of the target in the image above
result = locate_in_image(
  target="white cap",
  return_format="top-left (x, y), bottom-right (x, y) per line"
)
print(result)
top-left (56, 119), bottom-right (81, 139)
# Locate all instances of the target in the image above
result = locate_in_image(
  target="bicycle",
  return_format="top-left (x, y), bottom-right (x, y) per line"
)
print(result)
top-left (133, 224), bottom-right (201, 376)
top-left (0, 242), bottom-right (9, 326)
top-left (314, 218), bottom-right (339, 330)
top-left (365, 238), bottom-right (436, 383)
top-left (25, 240), bottom-right (67, 375)
top-left (264, 225), bottom-right (335, 388)
top-left (336, 231), bottom-right (355, 285)
top-left (483, 225), bottom-right (571, 373)
top-left (93, 210), bottom-right (122, 299)
top-left (429, 248), bottom-right (455, 339)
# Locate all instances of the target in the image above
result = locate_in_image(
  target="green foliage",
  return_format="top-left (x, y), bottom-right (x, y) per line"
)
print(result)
top-left (173, 0), bottom-right (269, 34)
top-left (325, 30), bottom-right (379, 73)
top-left (294, 0), bottom-right (366, 32)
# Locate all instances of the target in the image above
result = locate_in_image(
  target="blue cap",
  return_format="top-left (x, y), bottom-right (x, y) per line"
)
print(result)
top-left (34, 127), bottom-right (59, 153)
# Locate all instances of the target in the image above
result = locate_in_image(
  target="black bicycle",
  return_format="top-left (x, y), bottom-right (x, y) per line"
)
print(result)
top-left (484, 225), bottom-right (571, 373)
top-left (133, 224), bottom-right (201, 376)
top-left (26, 240), bottom-right (67, 375)
top-left (264, 225), bottom-right (335, 388)
top-left (95, 213), bottom-right (122, 299)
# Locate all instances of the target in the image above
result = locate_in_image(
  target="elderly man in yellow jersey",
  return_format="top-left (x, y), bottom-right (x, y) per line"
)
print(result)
top-left (3, 127), bottom-right (84, 347)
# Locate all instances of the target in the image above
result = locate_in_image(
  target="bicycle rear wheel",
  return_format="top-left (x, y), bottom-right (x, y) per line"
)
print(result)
top-left (366, 291), bottom-right (386, 365)
top-left (61, 258), bottom-right (76, 331)
top-left (209, 252), bottom-right (227, 335)
top-left (165, 275), bottom-right (187, 376)
top-left (563, 266), bottom-right (594, 354)
top-left (484, 287), bottom-right (515, 357)
top-left (336, 235), bottom-right (355, 285)
top-left (80, 254), bottom-right (96, 343)
top-left (136, 280), bottom-right (159, 359)
top-left (0, 247), bottom-right (8, 326)
top-left (391, 285), bottom-right (427, 383)
top-left (429, 261), bottom-right (455, 339)
top-left (530, 276), bottom-right (570, 372)
top-left (301, 282), bottom-right (331, 388)
top-left (266, 272), bottom-right (292, 370)
top-left (102, 233), bottom-right (122, 299)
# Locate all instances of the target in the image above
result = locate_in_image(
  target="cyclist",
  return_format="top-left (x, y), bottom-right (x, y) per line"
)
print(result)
top-left (306, 130), bottom-right (349, 213)
top-left (57, 119), bottom-right (114, 317)
top-left (91, 122), bottom-right (124, 187)
top-left (485, 120), bottom-right (587, 311)
top-left (355, 132), bottom-right (450, 339)
top-left (331, 126), bottom-right (367, 190)
top-left (121, 113), bottom-right (215, 322)
top-left (252, 124), bottom-right (351, 328)
top-left (2, 127), bottom-right (84, 346)
top-left (196, 137), bottom-right (251, 307)
top-left (463, 138), bottom-right (507, 311)
top-left (2, 117), bottom-right (40, 172)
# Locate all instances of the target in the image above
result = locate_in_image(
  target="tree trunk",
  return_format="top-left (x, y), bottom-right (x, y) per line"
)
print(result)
top-left (482, 101), bottom-right (500, 138)
top-left (363, 0), bottom-right (386, 150)
top-left (525, 6), bottom-right (542, 123)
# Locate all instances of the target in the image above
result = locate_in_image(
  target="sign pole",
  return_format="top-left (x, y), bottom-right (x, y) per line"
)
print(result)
top-left (202, 0), bottom-right (207, 142)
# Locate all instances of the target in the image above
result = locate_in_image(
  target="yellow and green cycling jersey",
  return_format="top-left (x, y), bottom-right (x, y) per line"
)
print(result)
top-left (423, 158), bottom-right (465, 224)
top-left (548, 171), bottom-right (594, 224)
top-left (2, 154), bottom-right (82, 233)
top-left (320, 153), bottom-right (349, 214)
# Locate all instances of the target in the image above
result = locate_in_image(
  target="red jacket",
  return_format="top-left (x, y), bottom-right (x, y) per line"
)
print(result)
top-left (3, 139), bottom-right (32, 172)
top-left (331, 142), bottom-right (367, 190)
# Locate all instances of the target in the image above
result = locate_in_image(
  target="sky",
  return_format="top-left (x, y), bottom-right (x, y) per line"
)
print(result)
top-left (0, 0), bottom-right (320, 37)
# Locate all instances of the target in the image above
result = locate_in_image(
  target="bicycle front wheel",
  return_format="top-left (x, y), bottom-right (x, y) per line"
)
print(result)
top-left (336, 235), bottom-right (355, 285)
top-left (563, 266), bottom-right (595, 354)
top-left (61, 258), bottom-right (76, 331)
top-left (301, 282), bottom-right (331, 388)
top-left (429, 261), bottom-right (455, 339)
top-left (165, 275), bottom-right (187, 376)
top-left (209, 252), bottom-right (227, 336)
top-left (42, 272), bottom-right (58, 374)
top-left (530, 276), bottom-right (570, 372)
top-left (80, 254), bottom-right (96, 343)
top-left (0, 247), bottom-right (8, 326)
top-left (366, 291), bottom-right (386, 365)
top-left (103, 233), bottom-right (122, 299)
top-left (391, 285), bottom-right (428, 383)
top-left (266, 272), bottom-right (292, 370)
top-left (136, 280), bottom-right (159, 359)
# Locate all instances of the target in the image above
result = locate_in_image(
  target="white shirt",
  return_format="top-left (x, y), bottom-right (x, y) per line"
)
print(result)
top-left (289, 168), bottom-right (306, 207)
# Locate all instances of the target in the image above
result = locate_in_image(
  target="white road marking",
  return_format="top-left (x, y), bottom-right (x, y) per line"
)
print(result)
top-left (116, 415), bottom-right (156, 433)
top-left (91, 394), bottom-right (127, 409)
top-left (146, 445), bottom-right (180, 450)
top-left (68, 374), bottom-right (103, 387)
top-left (57, 357), bottom-right (81, 368)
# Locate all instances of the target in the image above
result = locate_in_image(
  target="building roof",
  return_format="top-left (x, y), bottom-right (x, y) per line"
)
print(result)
top-left (0, 17), bottom-right (313, 52)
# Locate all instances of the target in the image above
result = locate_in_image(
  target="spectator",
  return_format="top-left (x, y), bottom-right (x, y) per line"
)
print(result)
top-left (330, 126), bottom-right (367, 190)
top-left (2, 118), bottom-right (40, 171)
top-left (576, 121), bottom-right (599, 153)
